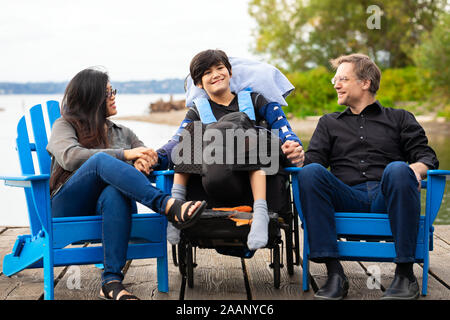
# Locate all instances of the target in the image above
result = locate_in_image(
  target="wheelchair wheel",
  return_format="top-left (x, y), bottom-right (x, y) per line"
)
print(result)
top-left (186, 242), bottom-right (195, 288)
top-left (293, 206), bottom-right (301, 265)
top-left (284, 219), bottom-right (295, 276)
top-left (177, 241), bottom-right (186, 276)
top-left (172, 244), bottom-right (179, 267)
top-left (178, 240), bottom-right (195, 288)
top-left (272, 244), bottom-right (281, 289)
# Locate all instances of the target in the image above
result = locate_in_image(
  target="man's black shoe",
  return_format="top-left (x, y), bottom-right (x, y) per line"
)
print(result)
top-left (314, 273), bottom-right (349, 300)
top-left (381, 274), bottom-right (420, 300)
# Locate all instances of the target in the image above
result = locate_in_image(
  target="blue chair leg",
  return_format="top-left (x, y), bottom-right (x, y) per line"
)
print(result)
top-left (302, 230), bottom-right (310, 292)
top-left (157, 254), bottom-right (169, 293)
top-left (303, 256), bottom-right (310, 292)
top-left (422, 253), bottom-right (429, 296)
top-left (43, 235), bottom-right (54, 300)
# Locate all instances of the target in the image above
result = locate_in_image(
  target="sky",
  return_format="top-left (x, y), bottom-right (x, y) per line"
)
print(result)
top-left (0, 0), bottom-right (258, 82)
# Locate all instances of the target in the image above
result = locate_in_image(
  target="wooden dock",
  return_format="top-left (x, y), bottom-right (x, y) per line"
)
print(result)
top-left (0, 225), bottom-right (449, 300)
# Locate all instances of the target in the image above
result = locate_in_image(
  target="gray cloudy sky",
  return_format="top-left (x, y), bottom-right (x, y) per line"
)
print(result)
top-left (0, 0), bottom-right (258, 82)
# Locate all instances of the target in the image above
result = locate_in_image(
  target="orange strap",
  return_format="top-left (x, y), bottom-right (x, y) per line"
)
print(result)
top-left (212, 205), bottom-right (252, 213)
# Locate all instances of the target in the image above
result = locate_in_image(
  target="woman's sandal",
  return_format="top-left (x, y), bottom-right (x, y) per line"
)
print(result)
top-left (167, 199), bottom-right (207, 230)
top-left (100, 281), bottom-right (140, 300)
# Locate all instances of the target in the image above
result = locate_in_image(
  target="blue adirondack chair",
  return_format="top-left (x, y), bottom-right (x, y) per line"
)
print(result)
top-left (0, 100), bottom-right (171, 300)
top-left (286, 166), bottom-right (449, 296)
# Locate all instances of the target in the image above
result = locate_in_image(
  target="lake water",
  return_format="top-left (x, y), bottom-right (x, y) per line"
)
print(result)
top-left (0, 94), bottom-right (449, 226)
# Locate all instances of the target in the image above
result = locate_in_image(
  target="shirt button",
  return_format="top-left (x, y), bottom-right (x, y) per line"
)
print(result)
top-left (360, 136), bottom-right (364, 140)
top-left (362, 172), bottom-right (366, 175)
top-left (360, 126), bottom-right (363, 129)
top-left (361, 160), bottom-right (365, 163)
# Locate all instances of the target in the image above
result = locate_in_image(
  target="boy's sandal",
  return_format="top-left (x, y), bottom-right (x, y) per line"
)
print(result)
top-left (167, 199), bottom-right (207, 230)
top-left (100, 281), bottom-right (140, 300)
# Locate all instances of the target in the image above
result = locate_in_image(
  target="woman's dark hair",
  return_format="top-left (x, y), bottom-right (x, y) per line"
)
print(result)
top-left (190, 49), bottom-right (232, 86)
top-left (62, 67), bottom-right (110, 147)
top-left (50, 67), bottom-right (110, 193)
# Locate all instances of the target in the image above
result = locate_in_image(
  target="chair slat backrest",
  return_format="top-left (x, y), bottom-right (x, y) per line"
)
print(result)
top-left (47, 100), bottom-right (61, 128)
top-left (30, 104), bottom-right (51, 174)
top-left (16, 114), bottom-right (41, 236)
top-left (15, 101), bottom-right (61, 236)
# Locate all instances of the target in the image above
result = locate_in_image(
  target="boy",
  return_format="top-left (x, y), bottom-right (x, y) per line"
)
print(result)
top-left (160, 49), bottom-right (304, 250)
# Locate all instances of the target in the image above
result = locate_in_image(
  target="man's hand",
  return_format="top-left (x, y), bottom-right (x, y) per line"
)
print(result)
top-left (409, 162), bottom-right (429, 191)
top-left (281, 140), bottom-right (305, 167)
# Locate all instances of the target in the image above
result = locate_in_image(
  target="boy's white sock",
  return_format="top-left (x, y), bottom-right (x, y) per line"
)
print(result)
top-left (167, 184), bottom-right (186, 245)
top-left (247, 199), bottom-right (269, 250)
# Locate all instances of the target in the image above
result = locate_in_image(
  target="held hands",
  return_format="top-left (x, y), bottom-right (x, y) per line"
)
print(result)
top-left (124, 147), bottom-right (158, 175)
top-left (281, 140), bottom-right (305, 167)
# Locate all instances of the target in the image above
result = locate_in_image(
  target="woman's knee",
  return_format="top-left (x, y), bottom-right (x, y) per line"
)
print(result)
top-left (97, 186), bottom-right (133, 216)
top-left (88, 152), bottom-right (113, 164)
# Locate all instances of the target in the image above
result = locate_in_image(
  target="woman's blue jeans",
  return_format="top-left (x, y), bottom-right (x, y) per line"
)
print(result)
top-left (51, 152), bottom-right (170, 285)
top-left (297, 161), bottom-right (421, 263)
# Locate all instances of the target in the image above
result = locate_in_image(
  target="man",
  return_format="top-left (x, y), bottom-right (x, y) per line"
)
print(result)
top-left (297, 53), bottom-right (438, 300)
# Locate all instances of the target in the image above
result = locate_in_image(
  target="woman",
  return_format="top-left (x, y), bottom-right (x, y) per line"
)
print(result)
top-left (47, 68), bottom-right (206, 300)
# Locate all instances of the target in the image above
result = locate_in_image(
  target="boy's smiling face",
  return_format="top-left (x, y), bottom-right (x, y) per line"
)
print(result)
top-left (197, 63), bottom-right (232, 97)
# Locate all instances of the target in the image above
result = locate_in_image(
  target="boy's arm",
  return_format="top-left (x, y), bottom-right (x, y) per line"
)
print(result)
top-left (154, 108), bottom-right (199, 170)
top-left (257, 99), bottom-right (303, 166)
top-left (257, 100), bottom-right (301, 145)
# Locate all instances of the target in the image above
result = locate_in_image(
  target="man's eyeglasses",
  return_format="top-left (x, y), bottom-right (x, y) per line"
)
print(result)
top-left (106, 88), bottom-right (117, 98)
top-left (331, 76), bottom-right (351, 85)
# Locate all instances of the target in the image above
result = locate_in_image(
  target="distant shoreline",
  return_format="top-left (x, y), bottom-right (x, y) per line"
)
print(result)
top-left (114, 110), bottom-right (450, 137)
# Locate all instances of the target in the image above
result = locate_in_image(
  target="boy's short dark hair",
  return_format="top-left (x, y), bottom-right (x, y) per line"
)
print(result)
top-left (190, 49), bottom-right (232, 86)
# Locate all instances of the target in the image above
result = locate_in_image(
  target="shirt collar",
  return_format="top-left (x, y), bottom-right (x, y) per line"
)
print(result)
top-left (106, 119), bottom-right (121, 129)
top-left (337, 100), bottom-right (382, 118)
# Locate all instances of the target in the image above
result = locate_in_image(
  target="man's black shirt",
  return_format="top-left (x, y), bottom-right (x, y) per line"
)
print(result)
top-left (304, 101), bottom-right (439, 186)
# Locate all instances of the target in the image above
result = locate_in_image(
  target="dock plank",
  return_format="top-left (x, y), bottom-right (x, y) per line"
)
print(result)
top-left (429, 225), bottom-right (450, 288)
top-left (245, 246), bottom-right (313, 300)
top-left (52, 244), bottom-right (102, 300)
top-left (306, 248), bottom-right (383, 299)
top-left (1, 225), bottom-right (449, 300)
top-left (359, 261), bottom-right (450, 300)
top-left (183, 248), bottom-right (248, 300)
top-left (0, 227), bottom-right (64, 300)
top-left (124, 245), bottom-right (181, 300)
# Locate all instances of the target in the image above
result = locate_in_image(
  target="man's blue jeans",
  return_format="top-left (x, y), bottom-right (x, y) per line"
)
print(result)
top-left (51, 152), bottom-right (170, 285)
top-left (297, 161), bottom-right (420, 263)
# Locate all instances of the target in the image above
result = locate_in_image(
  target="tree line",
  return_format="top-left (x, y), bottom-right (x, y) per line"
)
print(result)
top-left (0, 79), bottom-right (185, 95)
top-left (249, 0), bottom-right (449, 118)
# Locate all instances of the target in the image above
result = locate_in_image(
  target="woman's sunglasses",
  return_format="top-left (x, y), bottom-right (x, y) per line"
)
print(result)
top-left (106, 88), bottom-right (117, 98)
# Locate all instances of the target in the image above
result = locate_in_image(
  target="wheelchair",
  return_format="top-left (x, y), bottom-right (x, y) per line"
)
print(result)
top-left (171, 171), bottom-right (301, 289)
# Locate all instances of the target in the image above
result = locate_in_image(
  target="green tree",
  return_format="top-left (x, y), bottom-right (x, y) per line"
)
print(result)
top-left (413, 11), bottom-right (450, 89)
top-left (248, 0), bottom-right (446, 71)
